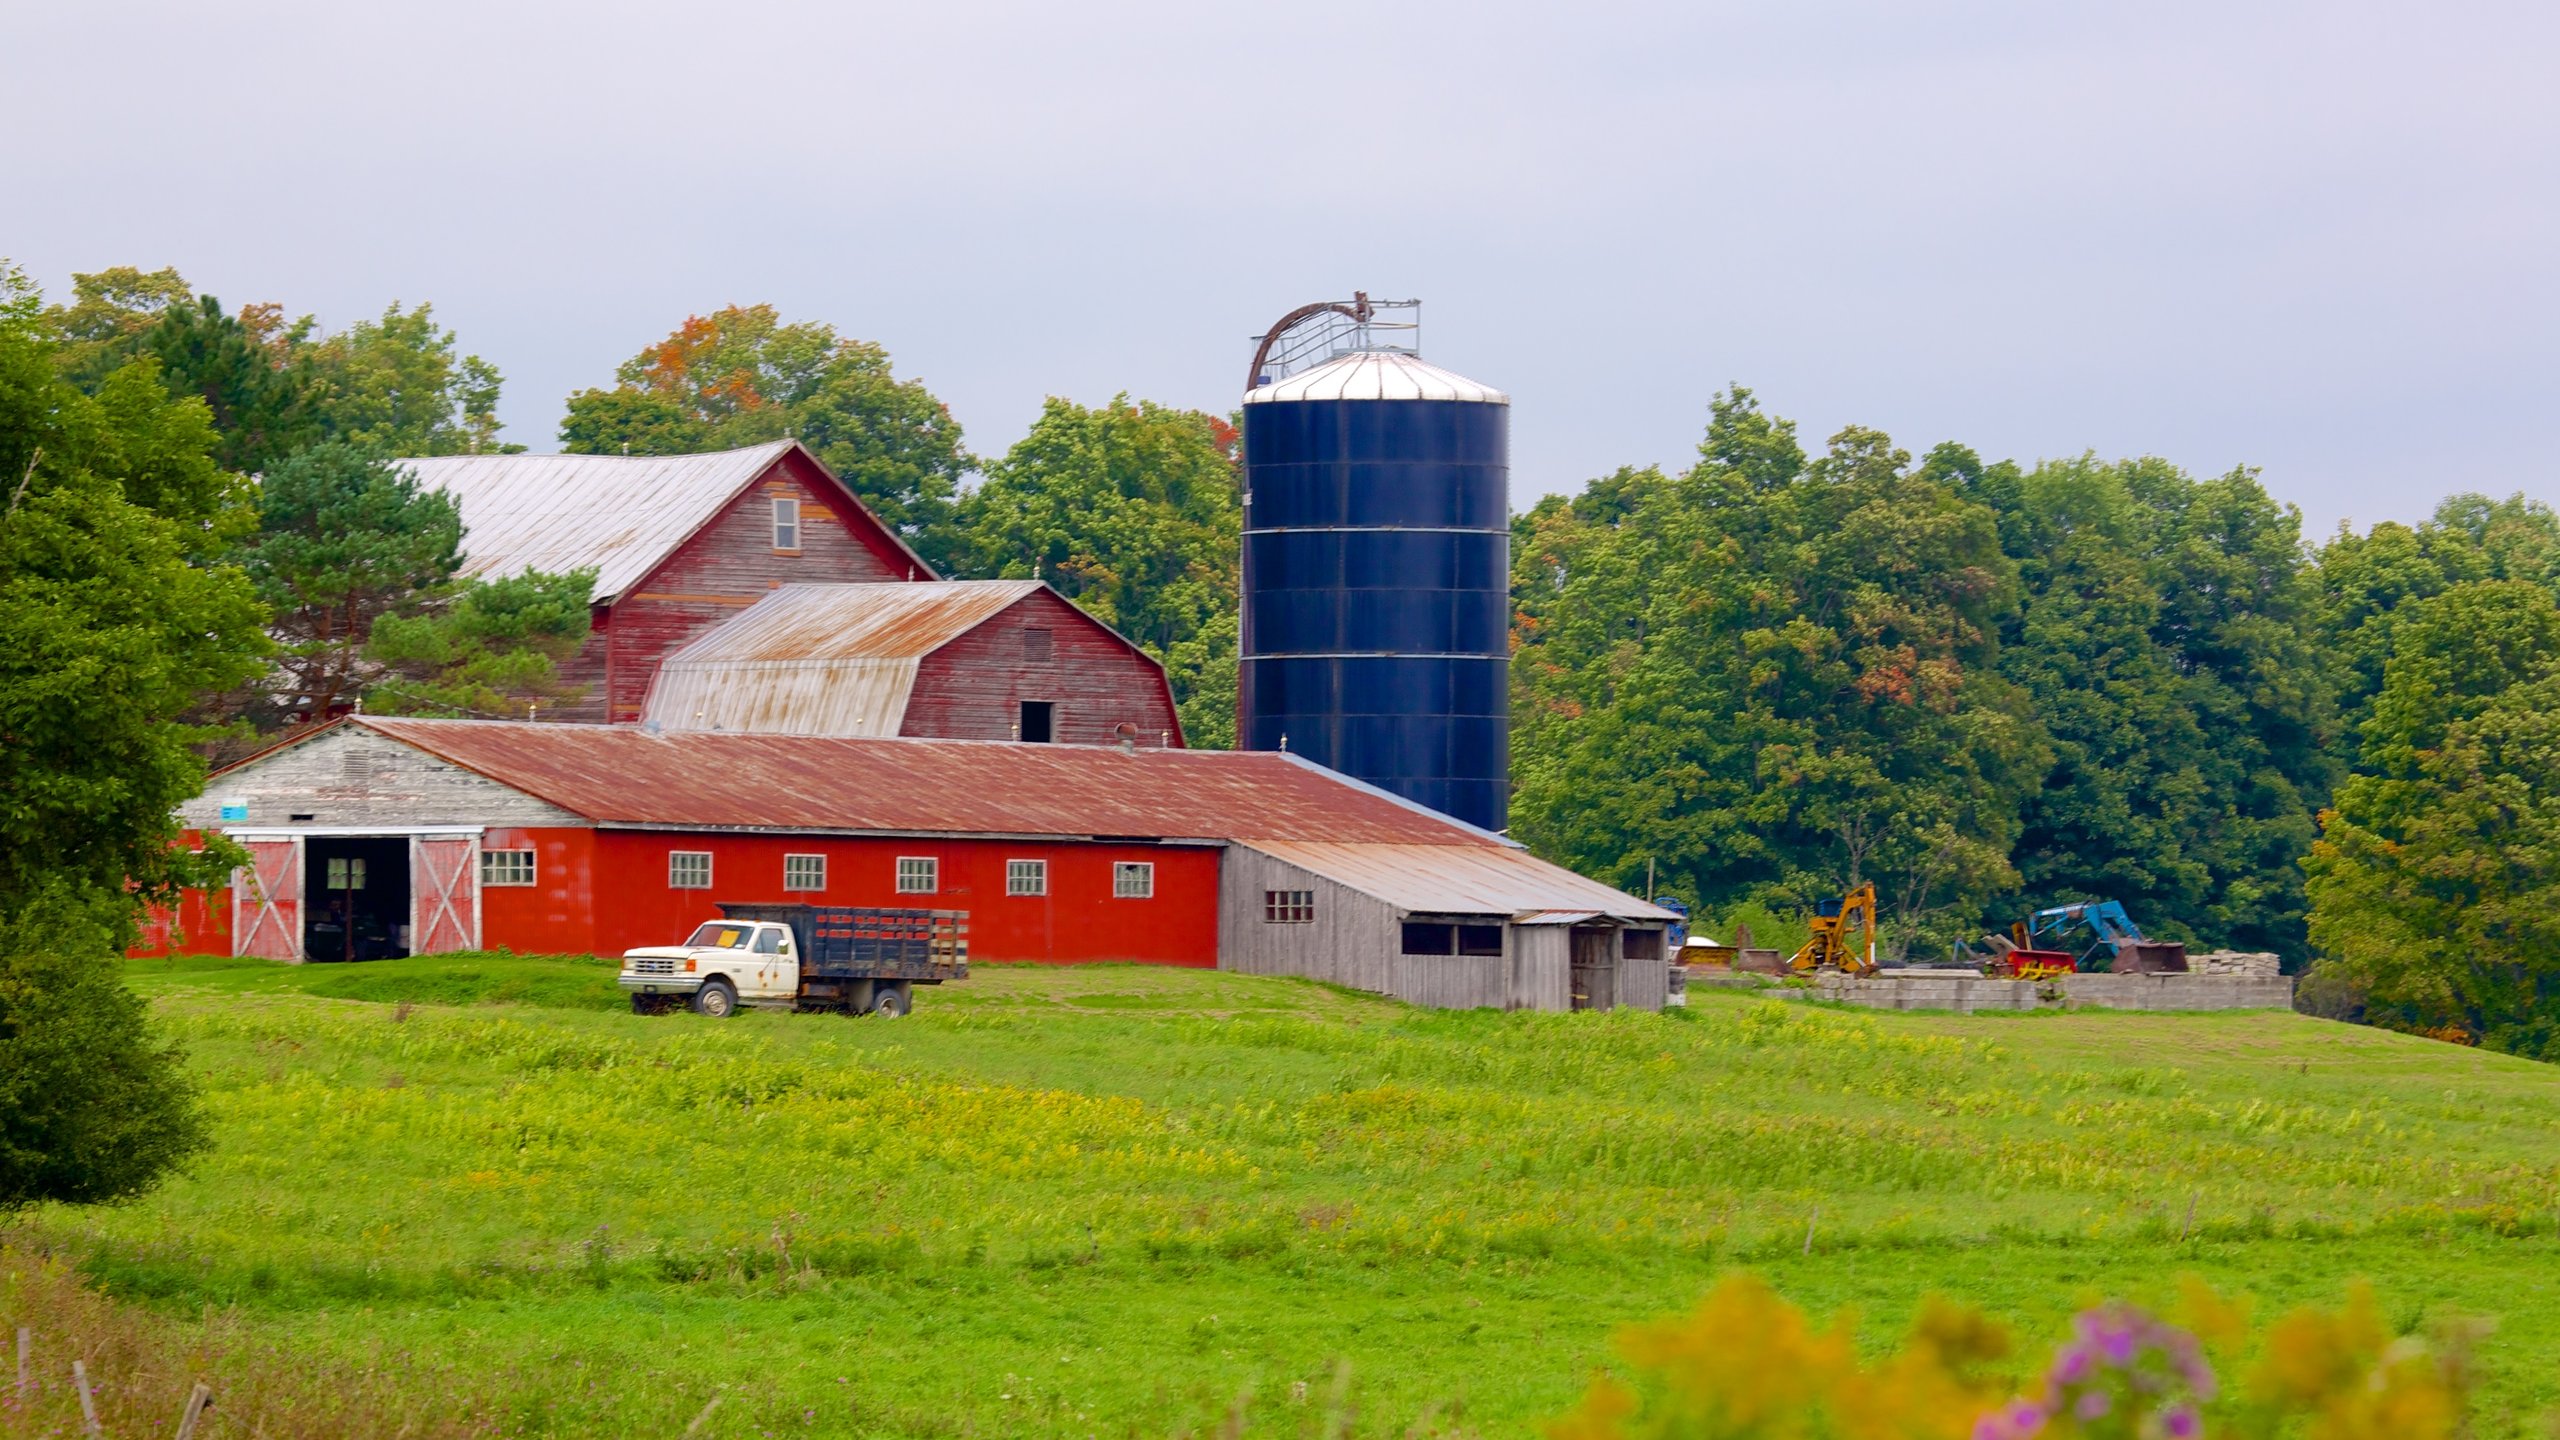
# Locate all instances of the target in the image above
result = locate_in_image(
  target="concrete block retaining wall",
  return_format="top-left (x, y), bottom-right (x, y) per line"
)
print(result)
top-left (1807, 969), bottom-right (2295, 1014)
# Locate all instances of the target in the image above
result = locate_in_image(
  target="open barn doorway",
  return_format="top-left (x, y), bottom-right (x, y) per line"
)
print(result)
top-left (1569, 924), bottom-right (1619, 1010)
top-left (304, 836), bottom-right (412, 962)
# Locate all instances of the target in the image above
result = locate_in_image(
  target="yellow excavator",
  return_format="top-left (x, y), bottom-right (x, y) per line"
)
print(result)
top-left (1789, 882), bottom-right (1880, 977)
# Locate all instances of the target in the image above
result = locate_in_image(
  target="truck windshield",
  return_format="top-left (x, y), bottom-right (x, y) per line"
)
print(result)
top-left (685, 924), bottom-right (755, 949)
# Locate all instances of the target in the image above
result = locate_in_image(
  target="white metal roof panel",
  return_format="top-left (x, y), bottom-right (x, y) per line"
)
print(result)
top-left (1241, 350), bottom-right (1509, 405)
top-left (396, 441), bottom-right (798, 601)
top-left (1242, 841), bottom-right (1673, 921)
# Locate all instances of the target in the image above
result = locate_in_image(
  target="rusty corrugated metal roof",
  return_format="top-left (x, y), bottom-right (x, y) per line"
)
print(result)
top-left (396, 442), bottom-right (932, 602)
top-left (349, 717), bottom-right (1505, 845)
top-left (1243, 841), bottom-right (1672, 922)
top-left (643, 582), bottom-right (1046, 737)
top-left (646, 656), bottom-right (921, 738)
top-left (642, 581), bottom-right (1159, 738)
top-left (659, 582), bottom-right (1045, 662)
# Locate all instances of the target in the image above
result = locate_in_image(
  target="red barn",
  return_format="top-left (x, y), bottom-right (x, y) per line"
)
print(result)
top-left (156, 718), bottom-right (1673, 1010)
top-left (642, 581), bottom-right (1183, 745)
top-left (402, 441), bottom-right (933, 723)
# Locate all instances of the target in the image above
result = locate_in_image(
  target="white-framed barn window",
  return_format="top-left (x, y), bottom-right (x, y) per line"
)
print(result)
top-left (1114, 862), bottom-right (1154, 899)
top-left (1006, 859), bottom-right (1047, 896)
top-left (480, 849), bottom-right (537, 887)
top-left (772, 496), bottom-right (801, 550)
top-left (896, 855), bottom-right (938, 894)
top-left (669, 851), bottom-right (713, 889)
top-left (1263, 889), bottom-right (1314, 924)
top-left (783, 853), bottom-right (827, 891)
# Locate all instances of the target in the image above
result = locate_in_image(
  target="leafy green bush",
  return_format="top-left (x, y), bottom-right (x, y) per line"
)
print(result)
top-left (0, 947), bottom-right (208, 1209)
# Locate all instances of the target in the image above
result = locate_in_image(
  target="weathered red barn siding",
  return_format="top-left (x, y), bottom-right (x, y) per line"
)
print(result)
top-left (132, 877), bottom-right (232, 957)
top-left (583, 830), bottom-right (1220, 964)
top-left (903, 589), bottom-right (1184, 746)
top-left (478, 826), bottom-right (601, 955)
top-left (588, 452), bottom-right (920, 721)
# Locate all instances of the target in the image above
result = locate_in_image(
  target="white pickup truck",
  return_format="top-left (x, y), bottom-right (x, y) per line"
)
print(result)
top-left (619, 904), bottom-right (968, 1018)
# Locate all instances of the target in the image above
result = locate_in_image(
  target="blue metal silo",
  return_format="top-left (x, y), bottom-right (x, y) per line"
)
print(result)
top-left (1239, 298), bottom-right (1511, 832)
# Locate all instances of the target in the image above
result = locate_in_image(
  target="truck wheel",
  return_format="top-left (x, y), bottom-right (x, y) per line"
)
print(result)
top-left (870, 984), bottom-right (910, 1018)
top-left (692, 979), bottom-right (738, 1018)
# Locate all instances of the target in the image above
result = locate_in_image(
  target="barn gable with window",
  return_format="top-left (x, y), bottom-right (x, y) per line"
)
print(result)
top-left (397, 441), bottom-right (936, 723)
top-left (157, 717), bottom-right (1671, 1010)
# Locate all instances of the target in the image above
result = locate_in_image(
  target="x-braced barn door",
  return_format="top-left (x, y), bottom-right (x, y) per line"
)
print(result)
top-left (233, 838), bottom-right (303, 961)
top-left (410, 836), bottom-right (481, 955)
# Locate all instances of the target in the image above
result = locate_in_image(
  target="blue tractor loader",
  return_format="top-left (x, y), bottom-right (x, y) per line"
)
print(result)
top-left (2022, 900), bottom-right (2189, 974)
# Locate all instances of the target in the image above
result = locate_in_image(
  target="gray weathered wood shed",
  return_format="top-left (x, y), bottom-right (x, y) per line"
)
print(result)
top-left (1219, 839), bottom-right (1674, 1011)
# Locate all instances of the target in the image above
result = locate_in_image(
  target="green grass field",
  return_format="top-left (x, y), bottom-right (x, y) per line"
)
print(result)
top-left (16, 953), bottom-right (2560, 1436)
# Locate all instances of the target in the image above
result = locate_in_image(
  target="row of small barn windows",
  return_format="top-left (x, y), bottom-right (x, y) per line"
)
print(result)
top-left (1259, 894), bottom-right (1499, 956)
top-left (478, 848), bottom-right (1155, 899)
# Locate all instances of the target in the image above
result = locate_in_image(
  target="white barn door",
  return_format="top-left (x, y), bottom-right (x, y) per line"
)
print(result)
top-left (410, 835), bottom-right (481, 954)
top-left (233, 838), bottom-right (304, 961)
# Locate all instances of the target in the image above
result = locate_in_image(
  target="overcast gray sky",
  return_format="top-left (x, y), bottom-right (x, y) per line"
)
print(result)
top-left (7, 1), bottom-right (2553, 537)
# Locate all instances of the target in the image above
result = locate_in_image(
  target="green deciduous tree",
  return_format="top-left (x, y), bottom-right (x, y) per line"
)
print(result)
top-left (41, 265), bottom-right (195, 391)
top-left (0, 267), bottom-right (260, 1208)
top-left (0, 945), bottom-right (212, 1210)
top-left (960, 396), bottom-right (1241, 747)
top-left (1511, 393), bottom-right (2046, 952)
top-left (0, 269), bottom-right (269, 936)
top-left (1973, 455), bottom-right (2332, 960)
top-left (562, 305), bottom-right (970, 571)
top-left (365, 568), bottom-right (596, 719)
top-left (2310, 494), bottom-right (2560, 748)
top-left (236, 445), bottom-right (463, 722)
top-left (302, 302), bottom-right (509, 457)
top-left (46, 272), bottom-right (511, 465)
top-left (2304, 581), bottom-right (2560, 1054)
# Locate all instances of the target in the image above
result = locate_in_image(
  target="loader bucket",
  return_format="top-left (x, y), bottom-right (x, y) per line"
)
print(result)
top-left (2118, 941), bottom-right (2189, 974)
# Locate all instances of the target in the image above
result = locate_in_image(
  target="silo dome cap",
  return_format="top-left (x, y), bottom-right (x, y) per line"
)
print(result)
top-left (1244, 350), bottom-right (1509, 405)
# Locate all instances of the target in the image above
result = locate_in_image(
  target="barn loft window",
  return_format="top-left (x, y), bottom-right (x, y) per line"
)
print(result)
top-left (481, 849), bottom-right (537, 887)
top-left (1263, 890), bottom-right (1314, 924)
top-left (772, 497), bottom-right (801, 551)
top-left (1622, 929), bottom-right (1663, 960)
top-left (896, 856), bottom-right (938, 894)
top-left (669, 851), bottom-right (712, 889)
top-left (1113, 861), bottom-right (1154, 899)
top-left (1006, 859), bottom-right (1047, 896)
top-left (783, 854), bottom-right (827, 892)
top-left (1018, 700), bottom-right (1054, 743)
top-left (1459, 925), bottom-right (1504, 956)
top-left (1023, 627), bottom-right (1053, 662)
top-left (1401, 922), bottom-right (1454, 955)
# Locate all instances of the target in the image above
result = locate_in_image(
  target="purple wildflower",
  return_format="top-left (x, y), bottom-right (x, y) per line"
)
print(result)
top-left (2163, 1404), bottom-right (2201, 1438)
top-left (2074, 1388), bottom-right (2113, 1421)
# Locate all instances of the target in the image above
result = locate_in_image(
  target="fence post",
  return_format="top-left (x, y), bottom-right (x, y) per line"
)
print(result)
top-left (72, 1358), bottom-right (101, 1436)
top-left (174, 1382), bottom-right (214, 1440)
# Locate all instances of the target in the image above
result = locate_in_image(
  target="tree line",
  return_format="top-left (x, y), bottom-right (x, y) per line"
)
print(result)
top-left (1512, 389), bottom-right (2560, 1058)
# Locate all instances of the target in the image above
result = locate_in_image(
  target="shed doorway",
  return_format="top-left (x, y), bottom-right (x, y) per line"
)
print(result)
top-left (304, 836), bottom-right (412, 962)
top-left (1569, 924), bottom-right (1619, 1011)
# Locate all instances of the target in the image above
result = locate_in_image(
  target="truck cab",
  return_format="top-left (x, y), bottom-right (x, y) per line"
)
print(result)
top-left (619, 919), bottom-right (798, 1016)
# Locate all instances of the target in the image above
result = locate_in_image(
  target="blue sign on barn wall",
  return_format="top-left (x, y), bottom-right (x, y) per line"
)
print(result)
top-left (219, 803), bottom-right (248, 821)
